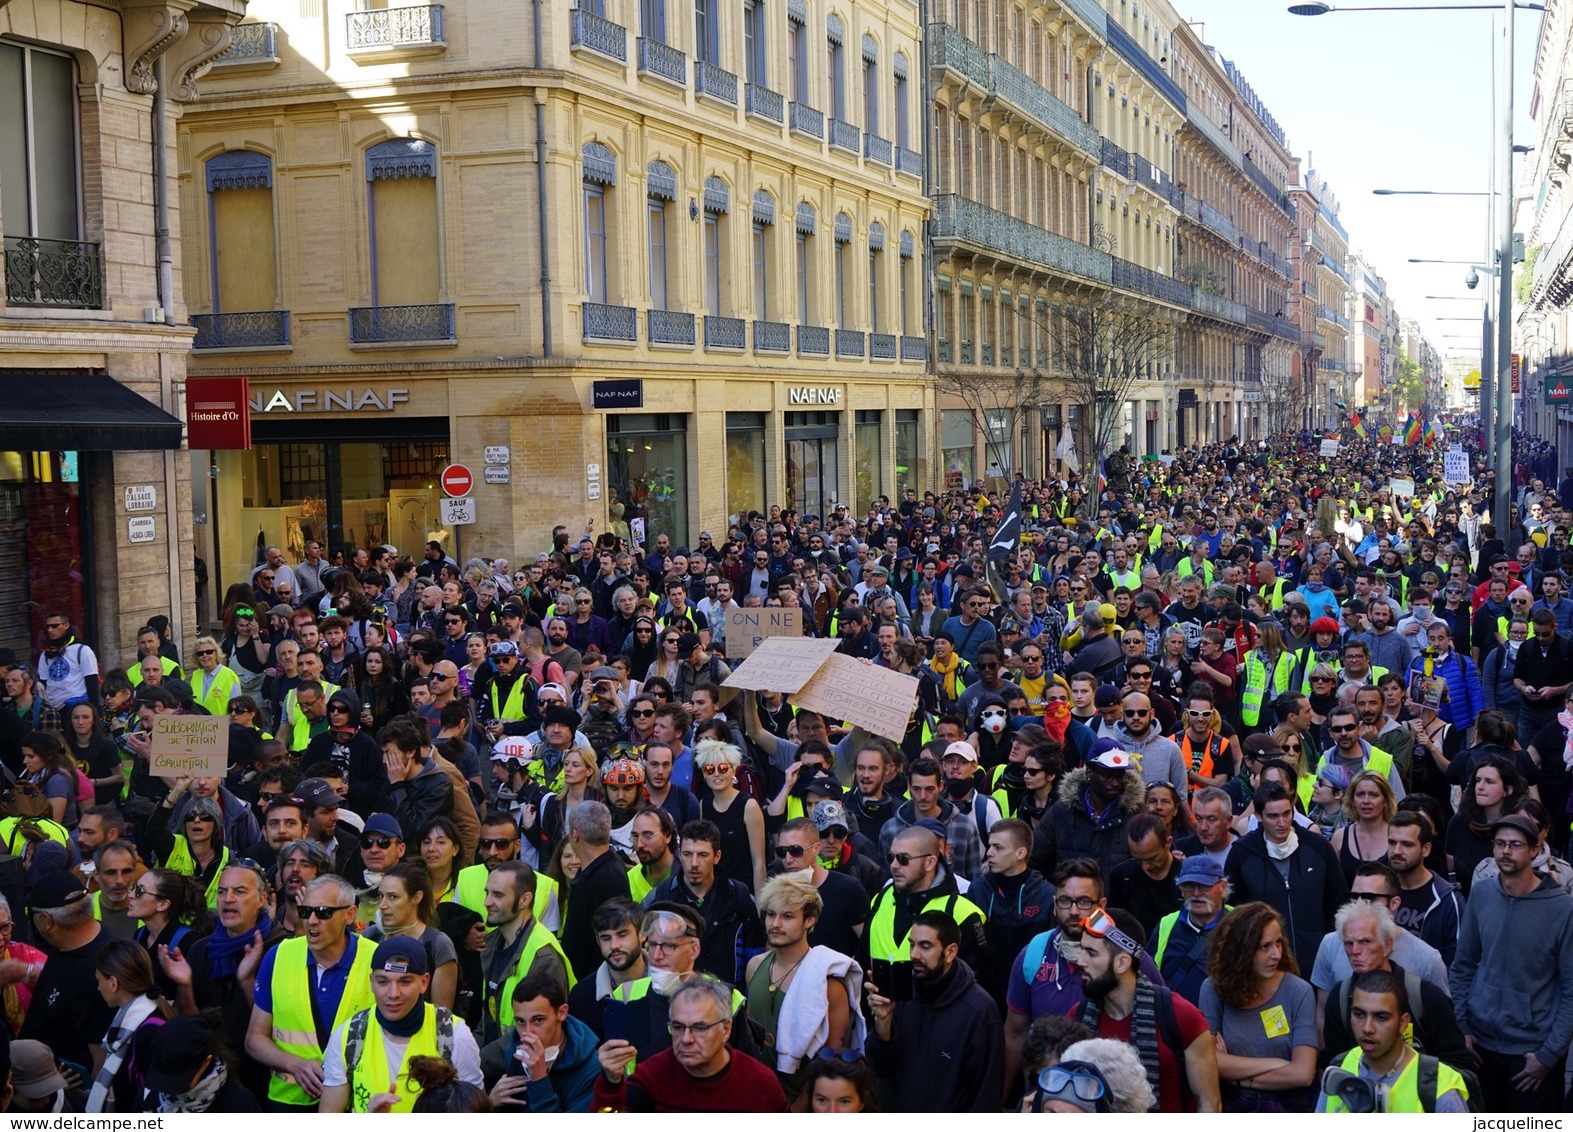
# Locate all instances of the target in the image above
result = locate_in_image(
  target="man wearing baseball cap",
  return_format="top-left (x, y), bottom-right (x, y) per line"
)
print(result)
top-left (318, 936), bottom-right (483, 1112)
top-left (1029, 739), bottom-right (1145, 880)
top-left (1146, 855), bottom-right (1231, 1005)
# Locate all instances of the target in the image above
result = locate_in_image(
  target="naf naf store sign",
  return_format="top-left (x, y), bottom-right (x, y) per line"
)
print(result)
top-left (251, 387), bottom-right (411, 413)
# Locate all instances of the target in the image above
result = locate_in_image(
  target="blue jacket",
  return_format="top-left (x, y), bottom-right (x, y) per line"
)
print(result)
top-left (1482, 644), bottom-right (1523, 713)
top-left (1408, 649), bottom-right (1484, 730)
top-left (503, 1012), bottom-right (601, 1112)
top-left (1534, 596), bottom-right (1573, 634)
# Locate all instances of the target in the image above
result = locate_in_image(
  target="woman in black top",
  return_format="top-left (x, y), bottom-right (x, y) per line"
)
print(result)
top-left (697, 739), bottom-right (765, 896)
top-left (66, 702), bottom-right (122, 805)
top-left (1444, 753), bottom-right (1525, 897)
top-left (128, 867), bottom-right (212, 1001)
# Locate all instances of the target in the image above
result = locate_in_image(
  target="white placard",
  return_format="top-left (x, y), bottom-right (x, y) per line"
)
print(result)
top-left (1319, 439), bottom-right (1339, 457)
top-left (483, 465), bottom-right (511, 485)
top-left (587, 481), bottom-right (602, 501)
top-left (1444, 449), bottom-right (1470, 485)
top-left (586, 463), bottom-right (601, 480)
top-left (1390, 478), bottom-right (1415, 498)
top-left (442, 496), bottom-right (476, 525)
top-left (630, 517), bottom-right (646, 544)
top-left (124, 485), bottom-right (157, 511)
top-left (484, 445), bottom-right (511, 465)
top-left (128, 517), bottom-right (156, 543)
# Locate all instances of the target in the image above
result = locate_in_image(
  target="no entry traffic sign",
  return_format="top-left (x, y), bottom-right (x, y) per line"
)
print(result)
top-left (441, 464), bottom-right (474, 497)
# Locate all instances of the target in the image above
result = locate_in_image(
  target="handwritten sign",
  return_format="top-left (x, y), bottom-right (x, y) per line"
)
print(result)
top-left (149, 714), bottom-right (230, 778)
top-left (1389, 478), bottom-right (1415, 498)
top-left (792, 654), bottom-right (920, 743)
top-left (1319, 439), bottom-right (1339, 457)
top-left (1444, 449), bottom-right (1470, 486)
top-left (725, 606), bottom-right (802, 659)
top-left (722, 637), bottom-right (841, 693)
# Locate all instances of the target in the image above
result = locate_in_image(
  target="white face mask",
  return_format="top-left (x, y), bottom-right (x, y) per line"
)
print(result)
top-left (649, 967), bottom-right (685, 996)
top-left (980, 711), bottom-right (1008, 735)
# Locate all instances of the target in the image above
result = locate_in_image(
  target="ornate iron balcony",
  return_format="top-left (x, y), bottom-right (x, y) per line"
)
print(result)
top-left (797, 325), bottom-right (830, 356)
top-left (960, 342), bottom-right (974, 364)
top-left (192, 310), bottom-right (291, 349)
top-left (648, 308), bottom-right (695, 346)
top-left (999, 345), bottom-right (1012, 367)
top-left (789, 102), bottom-right (824, 138)
top-left (570, 8), bottom-right (627, 62)
top-left (930, 194), bottom-right (1112, 285)
top-left (637, 37), bottom-right (686, 85)
top-left (348, 302), bottom-right (454, 343)
top-left (835, 329), bottom-right (865, 358)
top-left (746, 84), bottom-right (783, 122)
top-left (753, 320), bottom-right (790, 352)
top-left (938, 339), bottom-right (951, 363)
top-left (981, 344), bottom-right (994, 366)
top-left (704, 315), bottom-right (745, 349)
top-left (583, 301), bottom-right (637, 342)
top-left (3, 236), bottom-right (104, 310)
top-left (695, 60), bottom-right (737, 104)
top-left (901, 335), bottom-right (926, 363)
top-left (989, 56), bottom-right (1099, 156)
top-left (864, 134), bottom-right (892, 165)
top-left (345, 5), bottom-right (444, 52)
top-left (870, 332), bottom-right (897, 360)
top-left (1100, 137), bottom-right (1131, 179)
top-left (929, 22), bottom-right (990, 89)
top-left (829, 119), bottom-right (861, 153)
top-left (895, 146), bottom-right (922, 177)
top-left (212, 21), bottom-right (278, 65)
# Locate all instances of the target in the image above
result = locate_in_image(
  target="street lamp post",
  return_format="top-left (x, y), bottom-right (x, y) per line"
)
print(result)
top-left (1294, 0), bottom-right (1543, 533)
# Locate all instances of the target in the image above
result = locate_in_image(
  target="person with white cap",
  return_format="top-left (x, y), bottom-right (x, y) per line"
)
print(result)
top-left (1028, 739), bottom-right (1147, 881)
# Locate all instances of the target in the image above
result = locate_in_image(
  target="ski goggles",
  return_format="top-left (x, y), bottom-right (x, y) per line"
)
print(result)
top-left (1037, 1062), bottom-right (1109, 1112)
top-left (1080, 908), bottom-right (1143, 956)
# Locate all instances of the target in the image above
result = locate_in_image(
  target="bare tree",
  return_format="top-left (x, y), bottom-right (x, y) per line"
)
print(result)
top-left (1260, 350), bottom-right (1308, 435)
top-left (1055, 296), bottom-right (1176, 513)
top-left (935, 365), bottom-right (1063, 484)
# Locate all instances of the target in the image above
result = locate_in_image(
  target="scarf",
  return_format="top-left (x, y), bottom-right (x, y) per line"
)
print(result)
top-left (1080, 975), bottom-right (1162, 1111)
top-left (206, 912), bottom-right (273, 982)
top-left (378, 1003), bottom-right (426, 1039)
top-left (1559, 710), bottom-right (1573, 771)
top-left (1043, 700), bottom-right (1071, 744)
top-left (158, 1059), bottom-right (229, 1113)
top-left (87, 994), bottom-right (162, 1112)
top-left (1266, 829), bottom-right (1299, 860)
top-left (930, 650), bottom-right (963, 701)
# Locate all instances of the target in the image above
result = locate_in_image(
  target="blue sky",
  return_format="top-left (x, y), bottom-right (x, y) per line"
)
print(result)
top-left (1178, 0), bottom-right (1541, 359)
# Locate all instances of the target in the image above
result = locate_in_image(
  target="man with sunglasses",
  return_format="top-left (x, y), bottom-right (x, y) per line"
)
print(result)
top-left (941, 588), bottom-right (998, 666)
top-left (1072, 906), bottom-right (1219, 1113)
top-left (1316, 705), bottom-right (1405, 803)
top-left (247, 874), bottom-right (375, 1110)
top-left (770, 816), bottom-right (867, 961)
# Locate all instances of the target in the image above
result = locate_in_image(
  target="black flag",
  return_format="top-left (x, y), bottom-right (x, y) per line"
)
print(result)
top-left (989, 481), bottom-right (1022, 564)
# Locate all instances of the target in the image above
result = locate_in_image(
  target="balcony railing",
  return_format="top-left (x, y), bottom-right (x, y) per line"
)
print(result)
top-left (870, 332), bottom-right (897, 360)
top-left (989, 55), bottom-right (1099, 156)
top-left (192, 310), bottom-right (291, 349)
top-left (931, 194), bottom-right (1112, 284)
top-left (582, 302), bottom-right (637, 342)
top-left (797, 325), bottom-right (830, 356)
top-left (1317, 304), bottom-right (1350, 330)
top-left (694, 59), bottom-right (737, 104)
top-left (895, 146), bottom-right (923, 177)
top-left (3, 236), bottom-right (104, 309)
top-left (999, 345), bottom-right (1012, 367)
top-left (864, 134), bottom-right (893, 165)
top-left (648, 308), bottom-right (695, 346)
top-left (901, 335), bottom-right (926, 362)
top-left (753, 320), bottom-right (790, 352)
top-left (1111, 257), bottom-right (1190, 307)
top-left (745, 84), bottom-right (783, 122)
top-left (961, 342), bottom-right (974, 364)
top-left (981, 344), bottom-right (994, 365)
top-left (637, 37), bottom-right (686, 85)
top-left (212, 21), bottom-right (278, 65)
top-left (704, 315), bottom-right (745, 349)
top-left (1105, 22), bottom-right (1185, 110)
top-left (1187, 287), bottom-right (1248, 326)
top-left (836, 329), bottom-right (866, 357)
top-left (789, 101), bottom-right (824, 138)
top-left (829, 118), bottom-right (861, 153)
top-left (569, 8), bottom-right (626, 62)
top-left (348, 302), bottom-right (454, 343)
top-left (929, 22), bottom-right (991, 88)
top-left (345, 5), bottom-right (444, 52)
top-left (1100, 137), bottom-right (1131, 179)
top-left (1198, 200), bottom-right (1238, 243)
top-left (938, 339), bottom-right (951, 363)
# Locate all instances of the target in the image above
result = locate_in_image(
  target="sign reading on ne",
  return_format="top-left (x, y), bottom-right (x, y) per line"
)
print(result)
top-left (149, 713), bottom-right (230, 778)
top-left (725, 607), bottom-right (801, 659)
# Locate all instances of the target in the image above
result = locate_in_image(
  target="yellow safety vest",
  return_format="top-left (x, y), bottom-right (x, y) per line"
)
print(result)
top-left (90, 891), bottom-right (143, 929)
top-left (161, 836), bottom-right (230, 909)
top-left (128, 656), bottom-right (183, 687)
top-left (341, 1002), bottom-right (444, 1113)
top-left (1241, 650), bottom-right (1295, 728)
top-left (283, 681), bottom-right (341, 751)
top-left (1259, 579), bottom-right (1288, 611)
top-left (1315, 745), bottom-right (1394, 785)
top-left (191, 665), bottom-right (241, 717)
top-left (866, 885), bottom-right (986, 962)
top-left (486, 676), bottom-right (531, 723)
top-left (451, 864), bottom-right (559, 928)
top-left (1323, 1047), bottom-right (1468, 1113)
top-left (1176, 557), bottom-right (1214, 586)
top-left (267, 935), bottom-right (376, 1107)
top-left (487, 918), bottom-right (575, 1031)
top-left (627, 862), bottom-right (671, 903)
top-left (1152, 906), bottom-right (1231, 967)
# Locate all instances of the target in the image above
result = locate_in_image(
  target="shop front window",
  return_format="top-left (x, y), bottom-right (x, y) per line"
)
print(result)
top-left (941, 408), bottom-right (975, 491)
top-left (725, 412), bottom-right (766, 523)
top-left (607, 413), bottom-right (688, 547)
top-left (854, 410), bottom-right (882, 512)
top-left (894, 409), bottom-right (922, 496)
top-left (0, 451), bottom-right (85, 657)
top-left (784, 411), bottom-right (840, 521)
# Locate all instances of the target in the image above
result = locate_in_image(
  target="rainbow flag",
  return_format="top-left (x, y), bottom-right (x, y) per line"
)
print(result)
top-left (1350, 411), bottom-right (1366, 439)
top-left (1422, 419), bottom-right (1440, 447)
top-left (1404, 414), bottom-right (1422, 445)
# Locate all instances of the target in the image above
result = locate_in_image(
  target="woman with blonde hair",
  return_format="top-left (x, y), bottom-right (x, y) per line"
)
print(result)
top-left (524, 746), bottom-right (600, 864)
top-left (697, 738), bottom-right (766, 896)
top-left (1330, 770), bottom-right (1396, 886)
top-left (190, 635), bottom-right (241, 716)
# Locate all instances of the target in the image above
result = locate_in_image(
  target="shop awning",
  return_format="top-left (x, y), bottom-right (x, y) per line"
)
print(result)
top-left (0, 376), bottom-right (184, 451)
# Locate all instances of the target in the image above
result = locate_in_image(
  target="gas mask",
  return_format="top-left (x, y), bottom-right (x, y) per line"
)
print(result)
top-left (979, 707), bottom-right (1009, 735)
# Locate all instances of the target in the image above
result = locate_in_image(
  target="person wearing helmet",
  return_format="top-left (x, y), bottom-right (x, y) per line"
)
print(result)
top-left (602, 751), bottom-right (647, 855)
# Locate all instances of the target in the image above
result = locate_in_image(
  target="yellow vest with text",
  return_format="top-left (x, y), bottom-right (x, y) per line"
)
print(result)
top-left (267, 935), bottom-right (376, 1107)
top-left (867, 885), bottom-right (986, 962)
top-left (1323, 1047), bottom-right (1468, 1113)
top-left (1241, 649), bottom-right (1295, 727)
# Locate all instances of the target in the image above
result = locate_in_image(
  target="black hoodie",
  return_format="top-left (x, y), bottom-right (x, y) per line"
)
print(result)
top-left (303, 687), bottom-right (384, 814)
top-left (866, 959), bottom-right (1003, 1112)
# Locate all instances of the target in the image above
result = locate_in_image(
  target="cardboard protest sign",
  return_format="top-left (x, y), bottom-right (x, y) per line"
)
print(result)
top-left (1390, 478), bottom-right (1415, 498)
top-left (149, 714), bottom-right (230, 778)
top-left (1444, 449), bottom-right (1470, 486)
top-left (1319, 439), bottom-right (1339, 457)
top-left (725, 606), bottom-right (802, 660)
top-left (722, 636), bottom-right (841, 693)
top-left (792, 653), bottom-right (920, 743)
